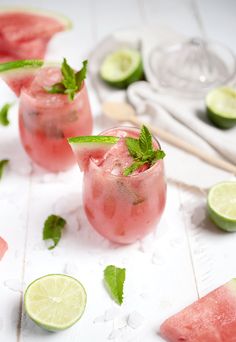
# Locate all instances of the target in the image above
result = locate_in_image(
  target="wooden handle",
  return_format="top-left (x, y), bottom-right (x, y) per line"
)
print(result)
top-left (129, 116), bottom-right (236, 175)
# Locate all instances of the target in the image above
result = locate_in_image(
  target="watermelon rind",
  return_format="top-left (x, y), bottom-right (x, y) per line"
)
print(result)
top-left (0, 60), bottom-right (44, 74)
top-left (68, 136), bottom-right (119, 145)
top-left (0, 6), bottom-right (72, 30)
top-left (68, 136), bottom-right (119, 171)
top-left (0, 60), bottom-right (44, 96)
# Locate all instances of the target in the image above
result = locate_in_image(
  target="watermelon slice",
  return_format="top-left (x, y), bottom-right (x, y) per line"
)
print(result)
top-left (0, 8), bottom-right (71, 62)
top-left (0, 236), bottom-right (8, 260)
top-left (0, 59), bottom-right (43, 96)
top-left (160, 279), bottom-right (236, 342)
top-left (68, 136), bottom-right (119, 171)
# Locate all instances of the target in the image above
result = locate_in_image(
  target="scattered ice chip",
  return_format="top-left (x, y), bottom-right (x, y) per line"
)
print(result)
top-left (4, 279), bottom-right (22, 292)
top-left (53, 194), bottom-right (79, 214)
top-left (151, 252), bottom-right (164, 266)
top-left (64, 262), bottom-right (79, 276)
top-left (104, 307), bottom-right (120, 321)
top-left (93, 315), bottom-right (105, 323)
top-left (10, 159), bottom-right (33, 176)
top-left (127, 311), bottom-right (144, 329)
top-left (108, 329), bottom-right (122, 340)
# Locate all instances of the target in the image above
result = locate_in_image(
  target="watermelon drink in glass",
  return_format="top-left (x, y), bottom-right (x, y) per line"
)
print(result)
top-left (18, 60), bottom-right (93, 172)
top-left (69, 126), bottom-right (166, 244)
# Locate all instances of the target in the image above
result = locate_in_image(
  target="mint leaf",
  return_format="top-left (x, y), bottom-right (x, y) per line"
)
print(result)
top-left (139, 125), bottom-right (152, 153)
top-left (0, 103), bottom-right (13, 126)
top-left (46, 59), bottom-right (88, 101)
top-left (152, 149), bottom-right (166, 164)
top-left (125, 137), bottom-right (142, 159)
top-left (123, 161), bottom-right (145, 176)
top-left (104, 265), bottom-right (126, 305)
top-left (0, 159), bottom-right (9, 179)
top-left (47, 82), bottom-right (65, 94)
top-left (75, 60), bottom-right (87, 90)
top-left (43, 215), bottom-right (66, 250)
top-left (124, 125), bottom-right (165, 176)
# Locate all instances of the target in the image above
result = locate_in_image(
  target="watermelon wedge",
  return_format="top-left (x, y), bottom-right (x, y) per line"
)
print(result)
top-left (0, 8), bottom-right (71, 62)
top-left (0, 59), bottom-right (43, 96)
top-left (160, 279), bottom-right (236, 342)
top-left (0, 236), bottom-right (8, 260)
top-left (68, 136), bottom-right (119, 171)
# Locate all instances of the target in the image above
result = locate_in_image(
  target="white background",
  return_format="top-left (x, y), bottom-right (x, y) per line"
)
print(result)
top-left (0, 0), bottom-right (236, 341)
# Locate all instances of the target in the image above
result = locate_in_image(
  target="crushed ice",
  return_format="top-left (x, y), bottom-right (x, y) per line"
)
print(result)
top-left (127, 311), bottom-right (144, 329)
top-left (4, 279), bottom-right (22, 292)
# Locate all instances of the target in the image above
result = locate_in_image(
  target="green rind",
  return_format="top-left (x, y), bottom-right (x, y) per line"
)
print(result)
top-left (207, 182), bottom-right (236, 232)
top-left (24, 274), bottom-right (87, 332)
top-left (0, 6), bottom-right (72, 30)
top-left (68, 135), bottom-right (119, 145)
top-left (100, 49), bottom-right (144, 89)
top-left (0, 60), bottom-right (43, 74)
top-left (206, 87), bottom-right (236, 129)
top-left (207, 107), bottom-right (236, 129)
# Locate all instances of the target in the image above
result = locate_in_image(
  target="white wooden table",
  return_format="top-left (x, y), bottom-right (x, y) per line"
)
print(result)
top-left (0, 0), bottom-right (236, 341)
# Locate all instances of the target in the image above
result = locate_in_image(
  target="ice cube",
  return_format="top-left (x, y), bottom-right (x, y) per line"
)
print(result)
top-left (4, 279), bottom-right (22, 293)
top-left (127, 311), bottom-right (144, 329)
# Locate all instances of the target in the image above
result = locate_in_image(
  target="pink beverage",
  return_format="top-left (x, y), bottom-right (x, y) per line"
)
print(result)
top-left (19, 67), bottom-right (93, 172)
top-left (83, 127), bottom-right (166, 244)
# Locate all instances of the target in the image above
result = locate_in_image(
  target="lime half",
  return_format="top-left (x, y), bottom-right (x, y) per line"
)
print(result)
top-left (24, 274), bottom-right (87, 331)
top-left (206, 87), bottom-right (236, 129)
top-left (207, 181), bottom-right (236, 232)
top-left (100, 48), bottom-right (143, 89)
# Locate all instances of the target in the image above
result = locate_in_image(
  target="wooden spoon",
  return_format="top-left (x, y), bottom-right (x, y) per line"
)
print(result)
top-left (102, 101), bottom-right (236, 175)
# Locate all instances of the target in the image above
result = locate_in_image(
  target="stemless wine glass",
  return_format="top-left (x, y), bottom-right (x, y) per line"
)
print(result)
top-left (82, 127), bottom-right (167, 244)
top-left (19, 66), bottom-right (93, 172)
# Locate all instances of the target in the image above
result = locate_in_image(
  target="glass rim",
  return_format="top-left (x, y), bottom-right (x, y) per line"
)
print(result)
top-left (89, 125), bottom-right (164, 179)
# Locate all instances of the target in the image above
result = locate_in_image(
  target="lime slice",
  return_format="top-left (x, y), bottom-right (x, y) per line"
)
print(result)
top-left (206, 87), bottom-right (236, 129)
top-left (0, 59), bottom-right (43, 96)
top-left (207, 181), bottom-right (236, 232)
top-left (100, 48), bottom-right (143, 89)
top-left (24, 274), bottom-right (87, 331)
top-left (68, 135), bottom-right (119, 171)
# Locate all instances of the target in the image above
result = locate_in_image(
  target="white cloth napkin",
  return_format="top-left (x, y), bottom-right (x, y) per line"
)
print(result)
top-left (89, 26), bottom-right (236, 188)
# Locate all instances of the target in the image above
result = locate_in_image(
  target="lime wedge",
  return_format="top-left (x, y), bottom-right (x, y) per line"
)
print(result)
top-left (68, 135), bottom-right (119, 171)
top-left (206, 87), bottom-right (236, 129)
top-left (100, 48), bottom-right (143, 89)
top-left (0, 59), bottom-right (43, 96)
top-left (24, 274), bottom-right (87, 331)
top-left (207, 181), bottom-right (236, 232)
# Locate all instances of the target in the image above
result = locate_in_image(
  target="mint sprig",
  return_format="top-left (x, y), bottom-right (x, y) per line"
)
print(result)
top-left (104, 265), bottom-right (126, 305)
top-left (47, 58), bottom-right (87, 101)
top-left (43, 214), bottom-right (66, 250)
top-left (0, 103), bottom-right (13, 126)
top-left (124, 125), bottom-right (166, 176)
top-left (0, 159), bottom-right (9, 180)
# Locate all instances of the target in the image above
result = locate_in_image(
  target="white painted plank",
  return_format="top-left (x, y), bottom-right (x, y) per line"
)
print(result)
top-left (0, 87), bottom-right (32, 342)
top-left (20, 179), bottom-right (197, 341)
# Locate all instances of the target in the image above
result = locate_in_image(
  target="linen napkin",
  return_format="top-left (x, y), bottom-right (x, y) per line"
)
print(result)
top-left (88, 26), bottom-right (236, 188)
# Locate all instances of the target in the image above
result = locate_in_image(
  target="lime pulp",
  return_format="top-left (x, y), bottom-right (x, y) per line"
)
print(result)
top-left (207, 181), bottom-right (236, 232)
top-left (100, 48), bottom-right (143, 89)
top-left (24, 274), bottom-right (87, 331)
top-left (206, 87), bottom-right (236, 129)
